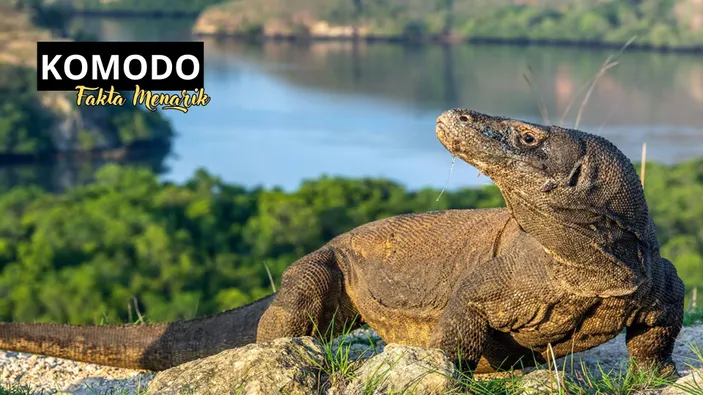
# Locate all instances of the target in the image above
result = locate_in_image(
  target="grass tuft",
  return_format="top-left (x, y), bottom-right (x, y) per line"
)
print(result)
top-left (0, 384), bottom-right (34, 395)
top-left (685, 309), bottom-right (703, 327)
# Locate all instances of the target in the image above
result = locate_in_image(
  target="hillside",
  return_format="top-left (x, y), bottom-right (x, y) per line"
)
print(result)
top-left (192, 0), bottom-right (703, 49)
top-left (26, 0), bottom-right (703, 49)
top-left (0, 2), bottom-right (173, 163)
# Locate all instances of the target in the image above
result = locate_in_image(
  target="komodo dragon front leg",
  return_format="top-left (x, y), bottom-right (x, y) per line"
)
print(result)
top-left (429, 249), bottom-right (557, 373)
top-left (623, 257), bottom-right (685, 377)
top-left (428, 280), bottom-right (488, 372)
top-left (257, 247), bottom-right (361, 342)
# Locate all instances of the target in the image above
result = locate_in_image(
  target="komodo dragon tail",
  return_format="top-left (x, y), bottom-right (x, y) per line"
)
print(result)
top-left (0, 294), bottom-right (275, 371)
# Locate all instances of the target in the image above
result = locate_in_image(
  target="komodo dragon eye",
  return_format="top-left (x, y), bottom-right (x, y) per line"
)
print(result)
top-left (459, 115), bottom-right (470, 122)
top-left (521, 132), bottom-right (537, 145)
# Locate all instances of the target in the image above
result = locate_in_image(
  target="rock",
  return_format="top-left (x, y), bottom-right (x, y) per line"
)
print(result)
top-left (0, 350), bottom-right (153, 395)
top-left (3, 325), bottom-right (702, 394)
top-left (146, 337), bottom-right (324, 395)
top-left (39, 92), bottom-right (119, 151)
top-left (519, 369), bottom-right (560, 395)
top-left (342, 343), bottom-right (458, 395)
top-left (329, 328), bottom-right (385, 361)
top-left (661, 368), bottom-right (703, 394)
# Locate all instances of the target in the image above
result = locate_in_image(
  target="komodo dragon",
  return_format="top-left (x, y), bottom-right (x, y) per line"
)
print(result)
top-left (0, 108), bottom-right (685, 377)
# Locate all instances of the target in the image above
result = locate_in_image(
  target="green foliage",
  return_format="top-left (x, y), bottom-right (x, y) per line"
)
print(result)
top-left (685, 309), bottom-right (703, 326)
top-left (0, 165), bottom-right (502, 324)
top-left (0, 65), bottom-right (54, 155)
top-left (0, 383), bottom-right (34, 395)
top-left (454, 0), bottom-right (692, 47)
top-left (25, 0), bottom-right (703, 48)
top-left (639, 159), bottom-right (703, 309)
top-left (0, 159), bottom-right (701, 325)
top-left (0, 64), bottom-right (173, 157)
top-left (200, 0), bottom-right (703, 48)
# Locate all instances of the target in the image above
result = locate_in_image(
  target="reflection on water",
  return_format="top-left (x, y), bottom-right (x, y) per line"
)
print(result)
top-left (0, 150), bottom-right (170, 194)
top-left (29, 16), bottom-right (703, 192)
top-left (209, 40), bottom-right (703, 134)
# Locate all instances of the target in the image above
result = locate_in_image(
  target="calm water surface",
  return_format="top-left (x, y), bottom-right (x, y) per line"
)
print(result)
top-left (63, 17), bottom-right (703, 191)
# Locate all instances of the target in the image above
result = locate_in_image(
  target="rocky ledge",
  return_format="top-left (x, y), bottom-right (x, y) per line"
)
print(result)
top-left (2, 325), bottom-right (702, 394)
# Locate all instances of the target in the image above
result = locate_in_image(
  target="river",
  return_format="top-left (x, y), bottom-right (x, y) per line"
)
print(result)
top-left (29, 16), bottom-right (703, 192)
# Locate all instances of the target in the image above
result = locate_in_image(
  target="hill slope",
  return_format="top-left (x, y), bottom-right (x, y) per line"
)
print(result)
top-left (0, 2), bottom-right (173, 161)
top-left (193, 0), bottom-right (703, 49)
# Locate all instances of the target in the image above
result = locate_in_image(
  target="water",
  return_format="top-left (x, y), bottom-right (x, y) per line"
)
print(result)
top-left (51, 16), bottom-right (703, 191)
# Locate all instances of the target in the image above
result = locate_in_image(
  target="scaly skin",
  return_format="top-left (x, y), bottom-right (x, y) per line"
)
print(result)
top-left (0, 109), bottom-right (685, 376)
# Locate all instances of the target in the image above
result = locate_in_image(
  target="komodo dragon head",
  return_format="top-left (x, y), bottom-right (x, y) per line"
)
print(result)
top-left (436, 108), bottom-right (657, 297)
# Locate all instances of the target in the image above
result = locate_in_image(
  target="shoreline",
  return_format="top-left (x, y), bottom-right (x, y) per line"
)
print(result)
top-left (62, 12), bottom-right (703, 55)
top-left (0, 138), bottom-right (171, 167)
top-left (195, 32), bottom-right (703, 55)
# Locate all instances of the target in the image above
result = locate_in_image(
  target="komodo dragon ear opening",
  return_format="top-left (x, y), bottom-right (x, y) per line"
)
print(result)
top-left (566, 159), bottom-right (583, 187)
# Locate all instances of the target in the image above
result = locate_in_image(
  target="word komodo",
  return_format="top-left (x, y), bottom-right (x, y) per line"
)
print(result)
top-left (0, 109), bottom-right (685, 377)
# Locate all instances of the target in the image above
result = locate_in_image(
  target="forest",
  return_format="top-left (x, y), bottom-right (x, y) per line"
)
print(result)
top-left (0, 159), bottom-right (700, 325)
top-left (24, 0), bottom-right (703, 49)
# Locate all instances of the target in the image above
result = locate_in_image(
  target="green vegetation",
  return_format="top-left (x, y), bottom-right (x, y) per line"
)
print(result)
top-left (453, 0), bottom-right (703, 48)
top-left (642, 160), bottom-right (703, 309)
top-left (0, 2), bottom-right (174, 160)
top-left (8, 0), bottom-right (72, 34)
top-left (0, 63), bottom-right (173, 157)
top-left (0, 384), bottom-right (33, 395)
top-left (686, 308), bottom-right (703, 326)
top-left (0, 65), bottom-right (54, 156)
top-left (199, 0), bottom-right (703, 49)
top-left (13, 0), bottom-right (703, 49)
top-left (0, 158), bottom-right (700, 325)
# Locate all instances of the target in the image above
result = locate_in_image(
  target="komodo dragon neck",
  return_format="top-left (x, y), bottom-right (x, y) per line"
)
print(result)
top-left (437, 109), bottom-right (656, 298)
top-left (503, 189), bottom-right (654, 298)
